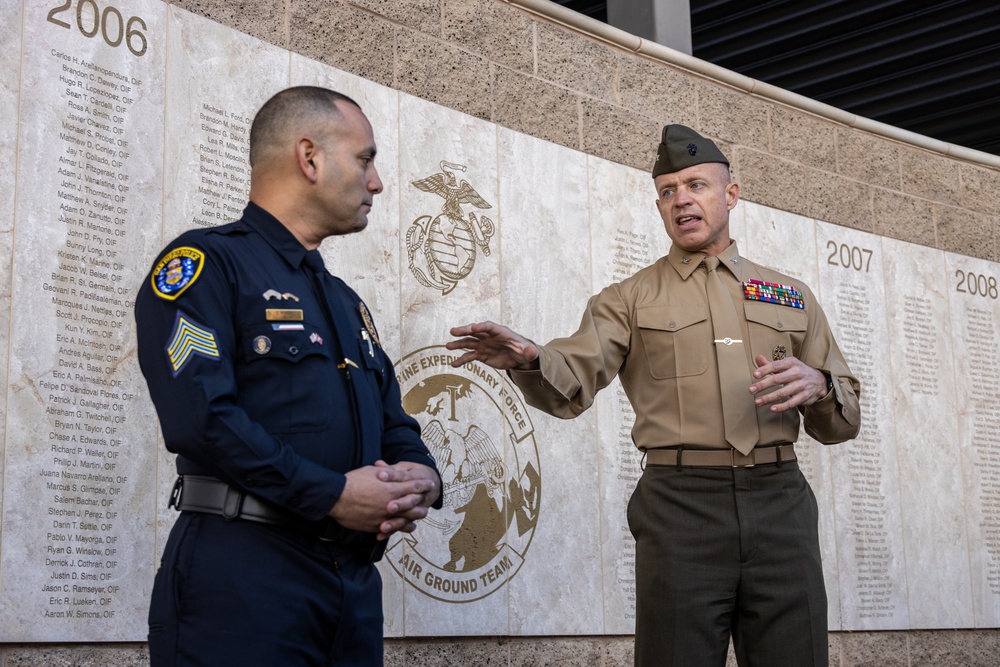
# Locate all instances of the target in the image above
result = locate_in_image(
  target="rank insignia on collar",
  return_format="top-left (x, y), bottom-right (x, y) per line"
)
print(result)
top-left (166, 312), bottom-right (219, 375)
top-left (742, 279), bottom-right (804, 309)
top-left (772, 345), bottom-right (786, 361)
top-left (359, 302), bottom-right (381, 349)
top-left (152, 247), bottom-right (204, 301)
top-left (263, 289), bottom-right (300, 302)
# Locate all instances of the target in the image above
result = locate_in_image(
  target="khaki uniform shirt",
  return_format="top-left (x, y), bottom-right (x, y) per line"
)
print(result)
top-left (510, 242), bottom-right (861, 450)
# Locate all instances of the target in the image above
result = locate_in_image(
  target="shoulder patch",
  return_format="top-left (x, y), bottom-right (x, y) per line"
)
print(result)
top-left (166, 311), bottom-right (220, 376)
top-left (151, 247), bottom-right (205, 300)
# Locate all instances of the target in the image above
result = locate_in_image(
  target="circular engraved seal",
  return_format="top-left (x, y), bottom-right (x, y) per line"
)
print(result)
top-left (388, 345), bottom-right (541, 603)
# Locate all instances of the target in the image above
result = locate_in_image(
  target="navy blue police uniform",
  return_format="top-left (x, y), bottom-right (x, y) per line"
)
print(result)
top-left (136, 202), bottom-right (438, 667)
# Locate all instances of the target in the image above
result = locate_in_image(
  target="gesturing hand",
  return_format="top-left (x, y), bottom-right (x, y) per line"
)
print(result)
top-left (446, 321), bottom-right (540, 371)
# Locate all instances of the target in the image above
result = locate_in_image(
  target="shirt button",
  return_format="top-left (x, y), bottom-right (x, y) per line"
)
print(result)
top-left (289, 345), bottom-right (299, 355)
top-left (668, 321), bottom-right (676, 328)
top-left (245, 477), bottom-right (256, 487)
top-left (776, 322), bottom-right (783, 329)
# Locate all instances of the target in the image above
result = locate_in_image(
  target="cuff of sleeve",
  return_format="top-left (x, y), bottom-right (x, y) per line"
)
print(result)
top-left (280, 459), bottom-right (346, 522)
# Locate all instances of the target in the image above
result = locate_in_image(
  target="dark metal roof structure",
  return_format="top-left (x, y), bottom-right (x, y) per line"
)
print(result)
top-left (553, 1), bottom-right (1000, 156)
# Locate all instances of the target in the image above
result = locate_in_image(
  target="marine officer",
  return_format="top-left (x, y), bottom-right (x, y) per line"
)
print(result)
top-left (447, 125), bottom-right (860, 667)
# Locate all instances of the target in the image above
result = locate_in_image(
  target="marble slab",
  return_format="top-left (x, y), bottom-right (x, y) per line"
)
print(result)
top-left (0, 0), bottom-right (22, 514)
top-left (498, 129), bottom-right (602, 635)
top-left (389, 94), bottom-right (510, 636)
top-left (816, 221), bottom-right (908, 630)
top-left (587, 155), bottom-right (670, 633)
top-left (882, 237), bottom-right (972, 628)
top-left (0, 0), bottom-right (167, 642)
top-left (945, 251), bottom-right (1000, 627)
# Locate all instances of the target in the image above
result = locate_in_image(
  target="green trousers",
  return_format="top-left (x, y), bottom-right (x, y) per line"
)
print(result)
top-left (628, 461), bottom-right (828, 667)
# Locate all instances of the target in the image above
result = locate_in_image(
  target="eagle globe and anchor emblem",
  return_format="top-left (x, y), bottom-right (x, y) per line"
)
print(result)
top-left (387, 346), bottom-right (541, 603)
top-left (406, 161), bottom-right (496, 295)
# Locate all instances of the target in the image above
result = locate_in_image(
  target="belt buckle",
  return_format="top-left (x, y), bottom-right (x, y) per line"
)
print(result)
top-left (731, 449), bottom-right (755, 468)
top-left (168, 476), bottom-right (183, 509)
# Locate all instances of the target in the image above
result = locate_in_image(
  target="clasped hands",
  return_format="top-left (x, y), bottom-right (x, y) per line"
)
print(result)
top-left (329, 460), bottom-right (440, 541)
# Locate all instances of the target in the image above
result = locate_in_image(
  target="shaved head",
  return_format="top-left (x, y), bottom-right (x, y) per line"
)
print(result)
top-left (248, 86), bottom-right (361, 169)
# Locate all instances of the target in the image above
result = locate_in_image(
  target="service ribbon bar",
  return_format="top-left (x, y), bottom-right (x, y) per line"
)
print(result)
top-left (742, 279), bottom-right (804, 309)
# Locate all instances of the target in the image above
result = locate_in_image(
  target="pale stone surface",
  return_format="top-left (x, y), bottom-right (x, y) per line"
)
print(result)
top-left (697, 84), bottom-right (771, 154)
top-left (883, 237), bottom-right (972, 628)
top-left (350, 0), bottom-right (442, 34)
top-left (536, 22), bottom-right (619, 104)
top-left (873, 189), bottom-right (936, 248)
top-left (900, 147), bottom-right (960, 206)
top-left (817, 222), bottom-right (908, 630)
top-left (617, 56), bottom-right (698, 127)
top-left (0, 0), bottom-right (167, 642)
top-left (768, 106), bottom-right (838, 172)
top-left (493, 67), bottom-right (580, 152)
top-left (733, 149), bottom-right (813, 223)
top-left (588, 156), bottom-right (669, 633)
top-left (581, 99), bottom-right (661, 172)
top-left (935, 204), bottom-right (994, 262)
top-left (289, 0), bottom-right (394, 88)
top-left (946, 251), bottom-right (1000, 627)
top-left (390, 95), bottom-right (512, 635)
top-left (839, 631), bottom-right (908, 667)
top-left (0, 0), bottom-right (21, 509)
top-left (836, 129), bottom-right (902, 191)
top-left (395, 29), bottom-right (492, 121)
top-left (498, 128), bottom-right (602, 635)
top-left (171, 0), bottom-right (287, 48)
top-left (959, 163), bottom-right (1000, 217)
top-left (442, 0), bottom-right (534, 73)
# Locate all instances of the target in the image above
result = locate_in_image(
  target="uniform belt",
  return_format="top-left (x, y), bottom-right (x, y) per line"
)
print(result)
top-left (169, 475), bottom-right (386, 562)
top-left (644, 444), bottom-right (795, 468)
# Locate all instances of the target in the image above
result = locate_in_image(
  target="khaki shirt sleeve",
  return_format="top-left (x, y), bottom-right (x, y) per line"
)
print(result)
top-left (510, 284), bottom-right (631, 419)
top-left (797, 284), bottom-right (862, 444)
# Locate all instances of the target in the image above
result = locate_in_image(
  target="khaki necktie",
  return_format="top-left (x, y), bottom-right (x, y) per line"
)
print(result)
top-left (704, 255), bottom-right (758, 454)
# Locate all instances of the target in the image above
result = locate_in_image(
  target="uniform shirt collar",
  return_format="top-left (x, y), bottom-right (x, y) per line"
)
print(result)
top-left (240, 201), bottom-right (311, 270)
top-left (667, 240), bottom-right (746, 281)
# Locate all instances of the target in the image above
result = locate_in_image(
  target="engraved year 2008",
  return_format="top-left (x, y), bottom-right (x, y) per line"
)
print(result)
top-left (955, 269), bottom-right (998, 300)
top-left (826, 241), bottom-right (873, 272)
top-left (47, 0), bottom-right (148, 57)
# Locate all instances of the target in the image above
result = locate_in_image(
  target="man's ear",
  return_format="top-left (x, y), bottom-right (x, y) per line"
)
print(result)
top-left (296, 138), bottom-right (319, 182)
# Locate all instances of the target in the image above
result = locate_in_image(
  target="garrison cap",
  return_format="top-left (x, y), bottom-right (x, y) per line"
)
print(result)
top-left (651, 124), bottom-right (729, 178)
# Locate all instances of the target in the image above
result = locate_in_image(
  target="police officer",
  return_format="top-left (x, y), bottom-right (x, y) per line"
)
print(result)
top-left (448, 125), bottom-right (860, 667)
top-left (136, 86), bottom-right (441, 666)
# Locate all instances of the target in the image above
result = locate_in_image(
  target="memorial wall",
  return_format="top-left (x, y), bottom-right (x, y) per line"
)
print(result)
top-left (1, 0), bottom-right (999, 645)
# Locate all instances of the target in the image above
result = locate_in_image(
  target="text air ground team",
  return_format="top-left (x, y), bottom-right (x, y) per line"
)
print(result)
top-left (137, 86), bottom-right (859, 667)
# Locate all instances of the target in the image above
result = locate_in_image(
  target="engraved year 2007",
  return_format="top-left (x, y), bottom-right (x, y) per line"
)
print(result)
top-left (955, 269), bottom-right (998, 300)
top-left (826, 240), bottom-right (873, 272)
top-left (47, 0), bottom-right (148, 57)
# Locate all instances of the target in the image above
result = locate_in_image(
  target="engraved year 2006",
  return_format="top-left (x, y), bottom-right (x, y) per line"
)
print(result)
top-left (826, 240), bottom-right (873, 272)
top-left (47, 0), bottom-right (148, 57)
top-left (955, 269), bottom-right (998, 300)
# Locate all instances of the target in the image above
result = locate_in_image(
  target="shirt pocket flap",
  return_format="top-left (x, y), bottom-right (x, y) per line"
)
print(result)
top-left (242, 323), bottom-right (331, 362)
top-left (636, 304), bottom-right (707, 332)
top-left (743, 301), bottom-right (808, 332)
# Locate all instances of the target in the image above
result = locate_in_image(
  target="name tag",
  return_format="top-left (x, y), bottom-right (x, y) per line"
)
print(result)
top-left (265, 309), bottom-right (304, 321)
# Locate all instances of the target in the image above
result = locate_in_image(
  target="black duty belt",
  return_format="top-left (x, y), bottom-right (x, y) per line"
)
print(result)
top-left (644, 444), bottom-right (796, 468)
top-left (169, 475), bottom-right (386, 563)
